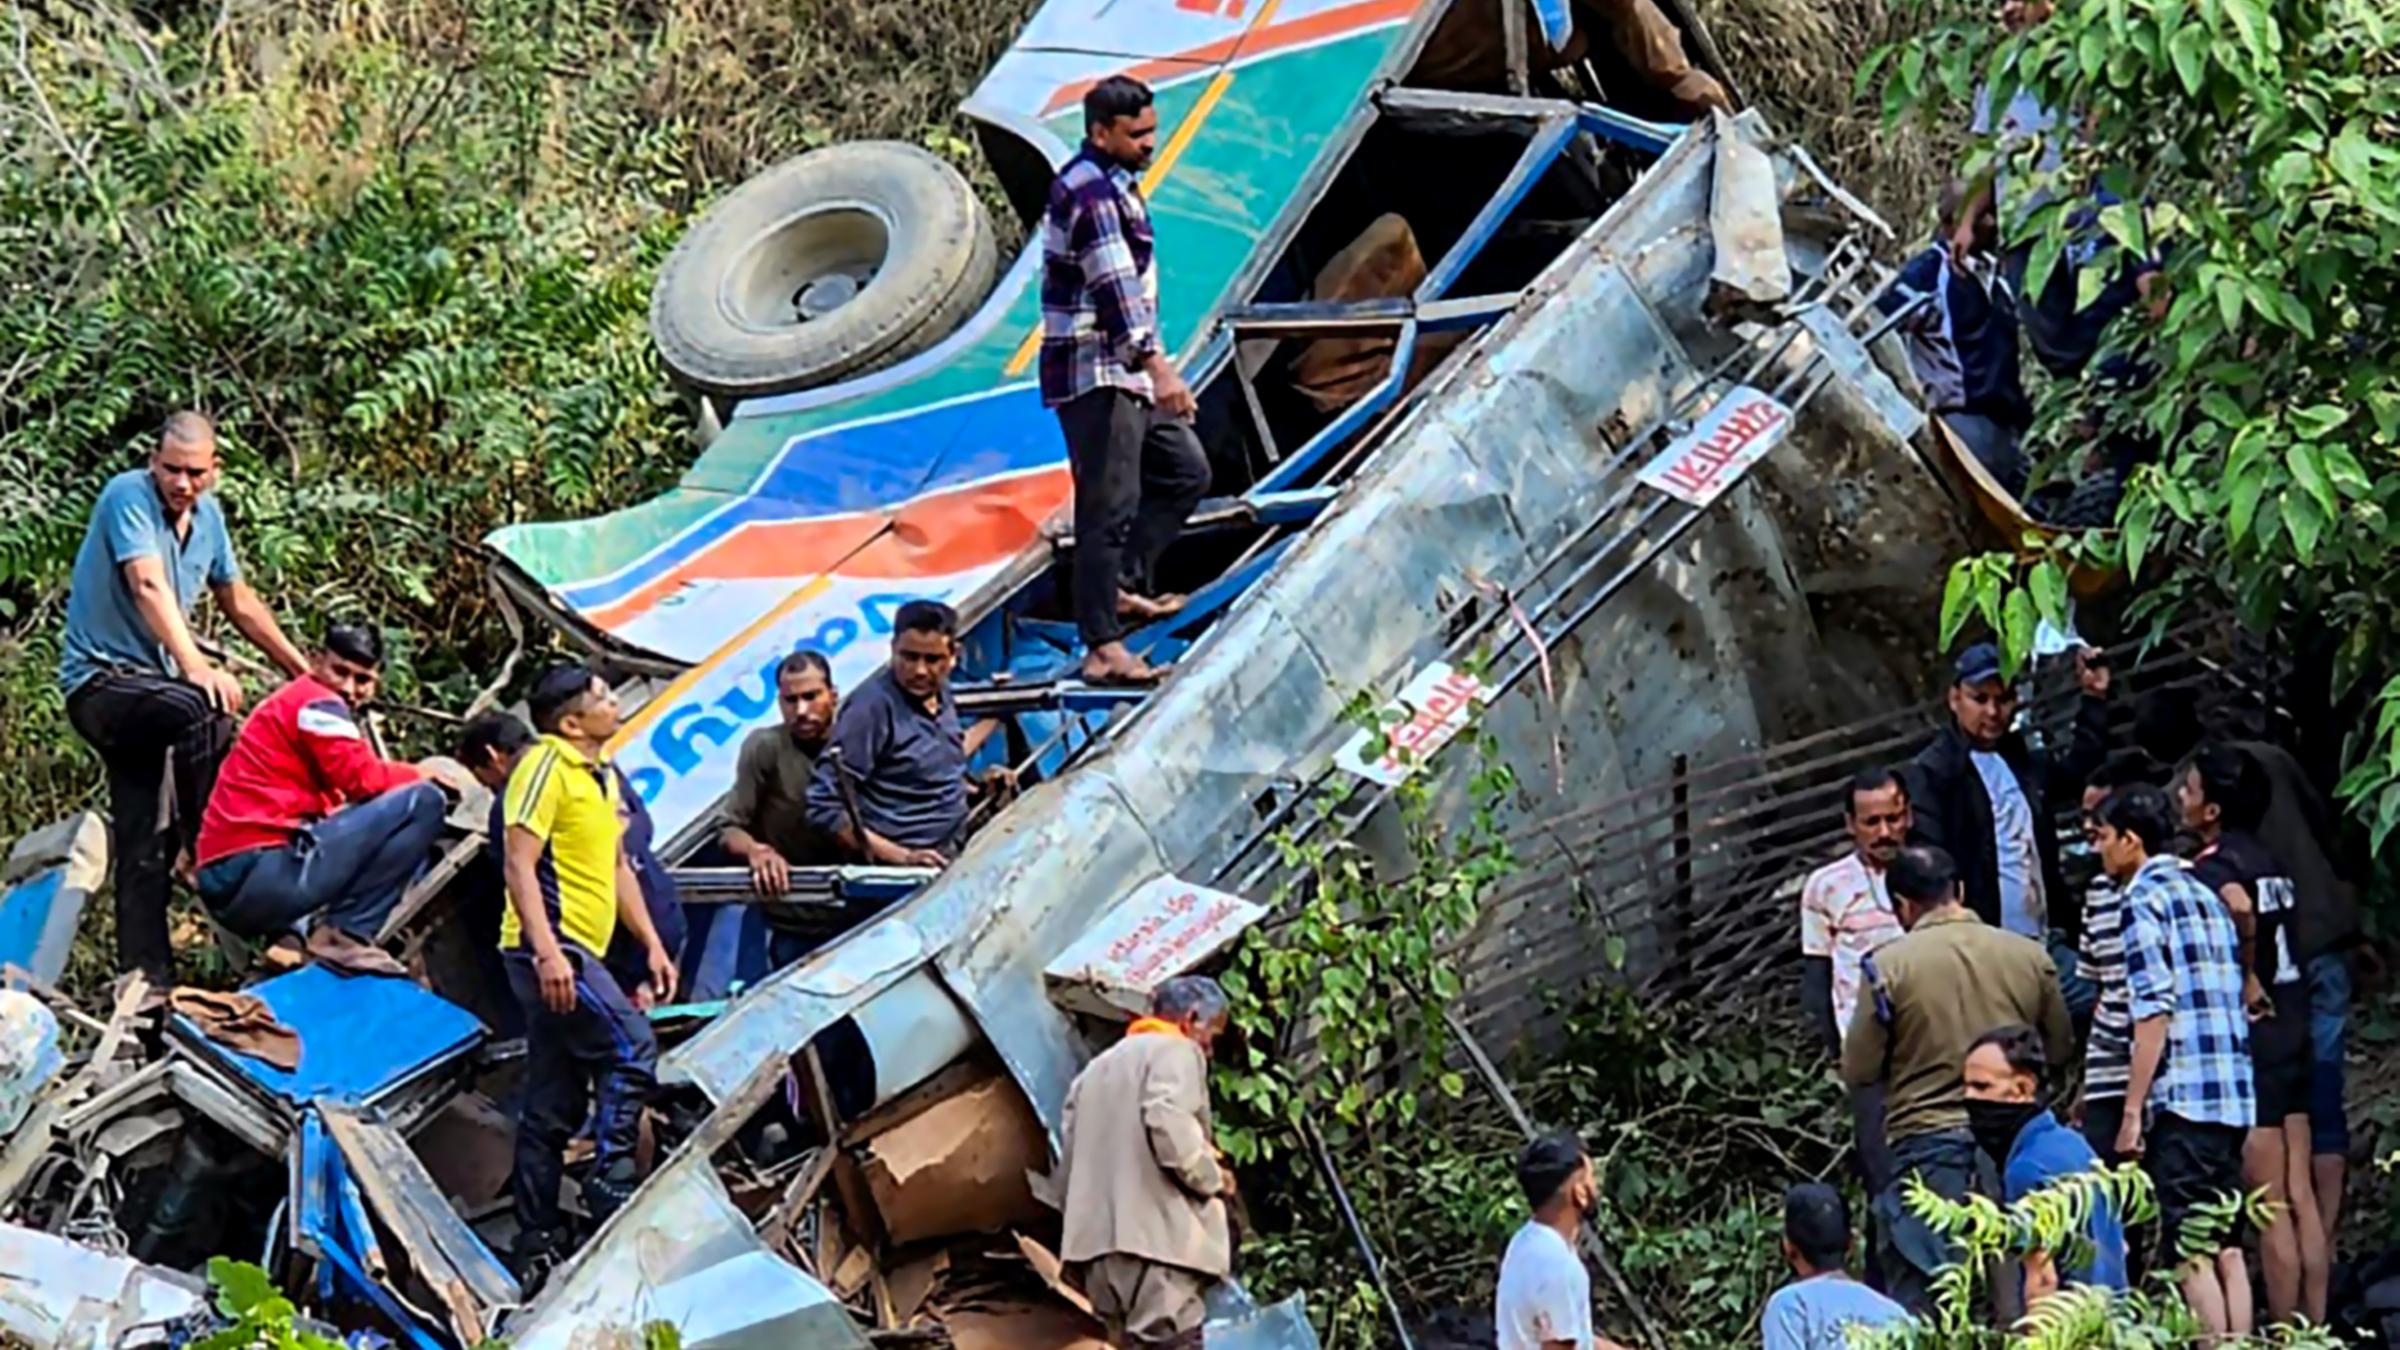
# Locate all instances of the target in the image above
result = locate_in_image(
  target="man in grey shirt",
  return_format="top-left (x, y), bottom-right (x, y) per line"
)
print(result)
top-left (805, 600), bottom-right (978, 865)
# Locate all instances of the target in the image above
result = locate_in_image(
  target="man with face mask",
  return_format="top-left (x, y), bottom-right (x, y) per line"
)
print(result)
top-left (1495, 1131), bottom-right (1635, 1350)
top-left (1842, 845), bottom-right (2071, 1314)
top-left (1906, 643), bottom-right (2108, 944)
top-left (1039, 74), bottom-right (1212, 688)
top-left (1057, 976), bottom-right (1239, 1350)
top-left (1962, 1024), bottom-right (2129, 1302)
top-left (193, 623), bottom-right (465, 975)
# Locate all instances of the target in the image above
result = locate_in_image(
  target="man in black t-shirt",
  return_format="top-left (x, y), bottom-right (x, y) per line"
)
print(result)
top-left (2180, 746), bottom-right (2327, 1325)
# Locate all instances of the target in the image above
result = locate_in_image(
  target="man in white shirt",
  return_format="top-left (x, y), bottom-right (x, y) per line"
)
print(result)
top-left (1799, 768), bottom-right (1912, 1200)
top-left (1800, 769), bottom-right (1911, 1052)
top-left (1495, 1133), bottom-right (1633, 1350)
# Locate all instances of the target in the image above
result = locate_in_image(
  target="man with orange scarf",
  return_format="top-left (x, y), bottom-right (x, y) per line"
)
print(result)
top-left (1057, 976), bottom-right (1236, 1350)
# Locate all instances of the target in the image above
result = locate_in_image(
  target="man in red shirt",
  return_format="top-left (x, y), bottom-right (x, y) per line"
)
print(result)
top-left (194, 624), bottom-right (462, 974)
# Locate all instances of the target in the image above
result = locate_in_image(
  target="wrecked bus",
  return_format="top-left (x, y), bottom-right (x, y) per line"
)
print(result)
top-left (0, 0), bottom-right (1981, 1341)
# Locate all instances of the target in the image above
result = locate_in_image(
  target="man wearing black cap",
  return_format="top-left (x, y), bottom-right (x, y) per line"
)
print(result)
top-left (1904, 641), bottom-right (2108, 943)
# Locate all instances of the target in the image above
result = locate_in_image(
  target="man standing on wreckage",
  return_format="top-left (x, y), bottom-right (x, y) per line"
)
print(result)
top-left (1056, 976), bottom-right (1239, 1350)
top-left (496, 662), bottom-right (679, 1285)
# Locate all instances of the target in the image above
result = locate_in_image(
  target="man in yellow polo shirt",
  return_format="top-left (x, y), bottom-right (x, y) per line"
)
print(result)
top-left (500, 663), bottom-right (678, 1285)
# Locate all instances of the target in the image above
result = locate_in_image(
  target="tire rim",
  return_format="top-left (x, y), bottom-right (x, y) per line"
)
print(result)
top-left (719, 202), bottom-right (892, 335)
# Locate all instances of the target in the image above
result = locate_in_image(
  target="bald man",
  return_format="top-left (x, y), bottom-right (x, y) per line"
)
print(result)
top-left (61, 412), bottom-right (307, 983)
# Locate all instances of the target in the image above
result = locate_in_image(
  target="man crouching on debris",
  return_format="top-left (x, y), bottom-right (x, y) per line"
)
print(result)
top-left (1058, 976), bottom-right (1236, 1350)
top-left (499, 663), bottom-right (678, 1283)
top-left (193, 622), bottom-right (465, 975)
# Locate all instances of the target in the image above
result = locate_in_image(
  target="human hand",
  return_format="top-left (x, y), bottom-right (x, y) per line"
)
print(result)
top-left (2135, 268), bottom-right (2169, 323)
top-left (747, 846), bottom-right (791, 897)
top-left (535, 948), bottom-right (576, 1014)
top-left (1949, 215), bottom-right (1981, 265)
top-left (1151, 361), bottom-right (1198, 420)
top-left (2244, 973), bottom-right (2272, 1021)
top-left (193, 665), bottom-right (246, 714)
top-left (2076, 646), bottom-right (2111, 698)
top-left (2114, 1114), bottom-right (2143, 1159)
top-left (647, 941), bottom-right (679, 1006)
top-left (421, 760), bottom-right (475, 800)
top-left (900, 847), bottom-right (949, 869)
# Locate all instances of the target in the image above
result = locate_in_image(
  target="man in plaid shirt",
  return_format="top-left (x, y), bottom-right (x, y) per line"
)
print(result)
top-left (1041, 75), bottom-right (1210, 688)
top-left (2094, 783), bottom-right (2254, 1338)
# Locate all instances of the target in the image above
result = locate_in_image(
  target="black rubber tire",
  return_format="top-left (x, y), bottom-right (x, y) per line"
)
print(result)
top-left (650, 142), bottom-right (996, 398)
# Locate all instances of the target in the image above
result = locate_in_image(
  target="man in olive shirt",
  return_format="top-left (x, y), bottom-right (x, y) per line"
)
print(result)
top-left (720, 651), bottom-right (840, 966)
top-left (1843, 845), bottom-right (2072, 1313)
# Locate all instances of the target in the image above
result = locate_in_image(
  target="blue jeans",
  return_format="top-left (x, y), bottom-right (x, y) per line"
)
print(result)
top-left (2307, 951), bottom-right (2351, 1155)
top-left (2050, 931), bottom-right (2097, 1030)
top-left (505, 947), bottom-right (658, 1239)
top-left (196, 782), bottom-right (447, 940)
top-left (1872, 1128), bottom-right (1976, 1315)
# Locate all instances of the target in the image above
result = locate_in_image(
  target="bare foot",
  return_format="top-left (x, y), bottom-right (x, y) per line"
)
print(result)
top-left (1080, 642), bottom-right (1169, 687)
top-left (1116, 591), bottom-right (1169, 620)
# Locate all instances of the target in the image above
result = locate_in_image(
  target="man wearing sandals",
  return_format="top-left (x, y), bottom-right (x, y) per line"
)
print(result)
top-left (1040, 74), bottom-right (1211, 688)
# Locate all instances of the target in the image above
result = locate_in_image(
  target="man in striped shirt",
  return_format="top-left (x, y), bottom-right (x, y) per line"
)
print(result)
top-left (2073, 754), bottom-right (2156, 1162)
top-left (1040, 75), bottom-right (1211, 688)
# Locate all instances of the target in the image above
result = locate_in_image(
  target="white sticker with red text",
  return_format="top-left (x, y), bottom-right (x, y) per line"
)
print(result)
top-left (1045, 874), bottom-right (1266, 1015)
top-left (1332, 660), bottom-right (1492, 787)
top-left (1635, 385), bottom-right (1794, 508)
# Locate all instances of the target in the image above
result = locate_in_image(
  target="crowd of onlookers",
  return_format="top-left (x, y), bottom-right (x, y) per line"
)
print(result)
top-left (1484, 641), bottom-right (2360, 1347)
top-left (1784, 641), bottom-right (2351, 1338)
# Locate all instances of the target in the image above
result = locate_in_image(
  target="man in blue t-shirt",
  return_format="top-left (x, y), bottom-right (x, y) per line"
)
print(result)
top-left (1761, 1183), bottom-right (1909, 1350)
top-left (60, 411), bottom-right (308, 983)
top-left (1963, 1024), bottom-right (2130, 1299)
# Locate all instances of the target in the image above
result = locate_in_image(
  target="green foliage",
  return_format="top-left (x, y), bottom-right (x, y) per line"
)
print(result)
top-left (1233, 990), bottom-right (1848, 1349)
top-left (192, 1257), bottom-right (344, 1350)
top-left (1213, 713), bottom-right (1517, 1161)
top-left (1859, 1168), bottom-right (2333, 1349)
top-left (1208, 715), bottom-right (1850, 1348)
top-left (0, 0), bottom-right (1027, 842)
top-left (1871, 0), bottom-right (2400, 845)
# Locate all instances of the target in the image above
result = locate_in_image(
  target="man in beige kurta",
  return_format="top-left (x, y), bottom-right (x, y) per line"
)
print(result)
top-left (1058, 976), bottom-right (1235, 1350)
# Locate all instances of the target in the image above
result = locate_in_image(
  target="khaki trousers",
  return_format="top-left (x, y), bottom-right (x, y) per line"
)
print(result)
top-left (1074, 1253), bottom-right (1211, 1350)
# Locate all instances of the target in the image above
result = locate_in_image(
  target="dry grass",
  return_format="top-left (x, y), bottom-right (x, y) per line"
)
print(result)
top-left (1697, 0), bottom-right (1955, 242)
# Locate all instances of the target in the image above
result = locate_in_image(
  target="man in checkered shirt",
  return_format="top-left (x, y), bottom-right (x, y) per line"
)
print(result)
top-left (2094, 783), bottom-right (2254, 1339)
top-left (1040, 74), bottom-right (1210, 689)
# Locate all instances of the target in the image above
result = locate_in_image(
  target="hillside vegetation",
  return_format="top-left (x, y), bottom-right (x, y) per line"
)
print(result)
top-left (0, 0), bottom-right (1934, 836)
top-left (0, 0), bottom-right (1029, 833)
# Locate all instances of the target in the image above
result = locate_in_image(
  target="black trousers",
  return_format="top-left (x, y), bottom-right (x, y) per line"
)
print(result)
top-left (64, 668), bottom-right (234, 982)
top-left (504, 948), bottom-right (659, 1243)
top-left (1056, 388), bottom-right (1210, 648)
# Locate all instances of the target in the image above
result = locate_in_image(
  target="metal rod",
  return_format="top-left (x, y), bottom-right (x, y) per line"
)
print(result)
top-left (1297, 1110), bottom-right (1419, 1350)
